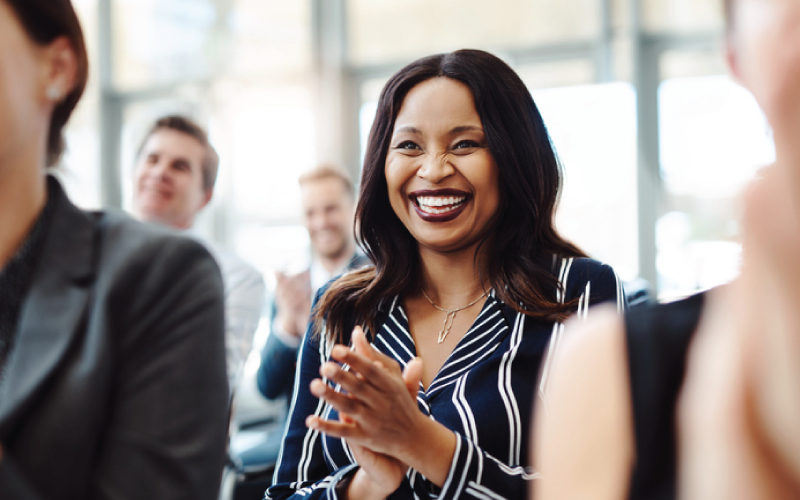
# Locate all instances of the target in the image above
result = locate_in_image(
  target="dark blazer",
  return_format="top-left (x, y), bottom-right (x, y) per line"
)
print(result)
top-left (0, 178), bottom-right (230, 500)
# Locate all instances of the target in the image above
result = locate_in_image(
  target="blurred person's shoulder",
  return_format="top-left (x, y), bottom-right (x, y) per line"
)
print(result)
top-left (88, 208), bottom-right (220, 277)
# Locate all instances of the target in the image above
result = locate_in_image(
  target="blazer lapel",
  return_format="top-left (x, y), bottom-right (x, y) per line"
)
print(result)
top-left (0, 178), bottom-right (96, 438)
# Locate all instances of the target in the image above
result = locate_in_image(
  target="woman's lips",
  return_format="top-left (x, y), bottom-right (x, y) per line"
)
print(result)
top-left (409, 190), bottom-right (471, 223)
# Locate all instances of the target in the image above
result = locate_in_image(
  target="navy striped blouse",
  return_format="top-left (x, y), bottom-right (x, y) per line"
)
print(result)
top-left (267, 257), bottom-right (625, 500)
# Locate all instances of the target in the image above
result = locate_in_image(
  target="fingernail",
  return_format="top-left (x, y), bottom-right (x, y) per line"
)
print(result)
top-left (322, 364), bottom-right (337, 378)
top-left (310, 380), bottom-right (325, 396)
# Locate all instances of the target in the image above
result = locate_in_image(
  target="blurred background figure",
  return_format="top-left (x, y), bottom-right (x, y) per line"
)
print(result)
top-left (132, 115), bottom-right (266, 389)
top-left (533, 0), bottom-right (800, 499)
top-left (257, 165), bottom-right (369, 403)
top-left (228, 165), bottom-right (369, 489)
top-left (0, 0), bottom-right (229, 498)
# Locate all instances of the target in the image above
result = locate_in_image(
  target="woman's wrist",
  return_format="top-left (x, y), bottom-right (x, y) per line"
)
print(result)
top-left (347, 468), bottom-right (395, 500)
top-left (396, 414), bottom-right (457, 487)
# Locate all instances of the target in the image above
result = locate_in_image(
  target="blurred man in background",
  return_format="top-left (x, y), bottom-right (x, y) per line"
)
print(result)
top-left (132, 115), bottom-right (265, 389)
top-left (257, 165), bottom-right (369, 402)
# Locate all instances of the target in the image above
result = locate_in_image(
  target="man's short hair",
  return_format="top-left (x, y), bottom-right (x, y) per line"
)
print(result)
top-left (298, 164), bottom-right (355, 200)
top-left (138, 115), bottom-right (220, 192)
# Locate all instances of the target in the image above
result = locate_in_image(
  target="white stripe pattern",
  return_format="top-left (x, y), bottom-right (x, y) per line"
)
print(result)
top-left (466, 481), bottom-right (511, 500)
top-left (267, 256), bottom-right (625, 500)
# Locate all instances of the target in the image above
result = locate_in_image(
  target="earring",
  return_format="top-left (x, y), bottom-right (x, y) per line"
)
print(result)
top-left (46, 86), bottom-right (63, 102)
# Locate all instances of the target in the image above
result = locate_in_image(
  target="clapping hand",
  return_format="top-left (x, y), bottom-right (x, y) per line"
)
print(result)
top-left (307, 326), bottom-right (423, 499)
top-left (274, 270), bottom-right (312, 338)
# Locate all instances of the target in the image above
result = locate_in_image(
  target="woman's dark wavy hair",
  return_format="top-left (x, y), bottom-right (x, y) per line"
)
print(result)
top-left (5, 0), bottom-right (89, 167)
top-left (316, 49), bottom-right (587, 342)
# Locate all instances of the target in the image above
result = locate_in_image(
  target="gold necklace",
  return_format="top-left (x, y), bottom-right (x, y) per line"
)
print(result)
top-left (421, 288), bottom-right (488, 344)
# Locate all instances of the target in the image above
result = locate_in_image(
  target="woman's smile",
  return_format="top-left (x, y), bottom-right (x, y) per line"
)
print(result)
top-left (410, 189), bottom-right (471, 221)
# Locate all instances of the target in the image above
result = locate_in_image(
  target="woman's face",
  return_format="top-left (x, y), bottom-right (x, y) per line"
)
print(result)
top-left (385, 77), bottom-right (501, 254)
top-left (0, 2), bottom-right (51, 168)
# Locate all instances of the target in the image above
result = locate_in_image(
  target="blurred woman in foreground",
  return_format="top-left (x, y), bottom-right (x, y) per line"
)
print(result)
top-left (0, 1), bottom-right (229, 498)
top-left (534, 0), bottom-right (800, 498)
top-left (267, 49), bottom-right (625, 500)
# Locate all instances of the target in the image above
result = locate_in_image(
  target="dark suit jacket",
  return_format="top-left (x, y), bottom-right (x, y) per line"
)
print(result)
top-left (0, 178), bottom-right (230, 500)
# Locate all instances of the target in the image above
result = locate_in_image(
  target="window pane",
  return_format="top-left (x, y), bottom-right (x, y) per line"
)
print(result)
top-left (515, 59), bottom-right (596, 90)
top-left (60, 0), bottom-right (101, 209)
top-left (658, 75), bottom-right (774, 298)
top-left (221, 86), bottom-right (316, 222)
top-left (534, 83), bottom-right (639, 281)
top-left (642, 0), bottom-right (724, 33)
top-left (347, 0), bottom-right (601, 66)
top-left (111, 0), bottom-right (311, 90)
top-left (660, 48), bottom-right (726, 80)
top-left (226, 0), bottom-right (312, 79)
top-left (112, 0), bottom-right (224, 90)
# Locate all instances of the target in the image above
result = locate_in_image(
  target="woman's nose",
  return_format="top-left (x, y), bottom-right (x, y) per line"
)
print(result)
top-left (417, 153), bottom-right (455, 183)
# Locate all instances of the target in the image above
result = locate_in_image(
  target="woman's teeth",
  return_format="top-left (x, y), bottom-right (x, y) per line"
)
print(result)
top-left (416, 196), bottom-right (466, 214)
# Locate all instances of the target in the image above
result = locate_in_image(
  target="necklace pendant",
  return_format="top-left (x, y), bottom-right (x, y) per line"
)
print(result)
top-left (421, 288), bottom-right (488, 345)
top-left (437, 311), bottom-right (456, 343)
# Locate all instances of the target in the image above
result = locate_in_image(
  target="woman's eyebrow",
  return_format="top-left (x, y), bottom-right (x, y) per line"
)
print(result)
top-left (449, 125), bottom-right (484, 134)
top-left (394, 125), bottom-right (421, 135)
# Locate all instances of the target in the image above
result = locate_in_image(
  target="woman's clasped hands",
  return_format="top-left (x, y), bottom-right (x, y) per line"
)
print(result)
top-left (306, 326), bottom-right (455, 499)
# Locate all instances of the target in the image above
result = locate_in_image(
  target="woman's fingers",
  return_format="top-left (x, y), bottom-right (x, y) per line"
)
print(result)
top-left (329, 347), bottom-right (403, 398)
top-left (306, 414), bottom-right (358, 439)
top-left (310, 377), bottom-right (368, 415)
top-left (320, 358), bottom-right (386, 399)
top-left (351, 326), bottom-right (403, 376)
top-left (403, 357), bottom-right (424, 399)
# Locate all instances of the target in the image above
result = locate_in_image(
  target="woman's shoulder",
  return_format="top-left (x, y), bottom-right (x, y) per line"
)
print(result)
top-left (98, 210), bottom-right (216, 267)
top-left (554, 256), bottom-right (615, 278)
top-left (553, 256), bottom-right (621, 305)
top-left (79, 210), bottom-right (223, 302)
top-left (94, 210), bottom-right (210, 256)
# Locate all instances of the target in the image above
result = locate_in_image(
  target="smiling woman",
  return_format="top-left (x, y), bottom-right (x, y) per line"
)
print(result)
top-left (266, 49), bottom-right (627, 500)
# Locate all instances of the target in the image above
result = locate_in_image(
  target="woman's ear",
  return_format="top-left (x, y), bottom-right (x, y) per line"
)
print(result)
top-left (40, 36), bottom-right (78, 104)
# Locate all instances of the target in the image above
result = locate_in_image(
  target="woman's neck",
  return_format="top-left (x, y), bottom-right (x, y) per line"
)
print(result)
top-left (0, 155), bottom-right (47, 270)
top-left (416, 244), bottom-right (490, 309)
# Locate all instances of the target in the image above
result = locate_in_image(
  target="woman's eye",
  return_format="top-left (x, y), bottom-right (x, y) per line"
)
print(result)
top-left (454, 140), bottom-right (480, 150)
top-left (395, 141), bottom-right (420, 151)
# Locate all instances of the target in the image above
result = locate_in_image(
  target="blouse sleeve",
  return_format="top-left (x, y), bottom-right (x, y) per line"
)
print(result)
top-left (266, 315), bottom-right (356, 500)
top-left (541, 258), bottom-right (627, 392)
top-left (586, 261), bottom-right (627, 312)
top-left (436, 432), bottom-right (539, 500)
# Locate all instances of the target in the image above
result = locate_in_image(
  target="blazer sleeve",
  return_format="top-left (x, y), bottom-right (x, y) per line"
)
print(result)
top-left (91, 237), bottom-right (230, 500)
top-left (0, 235), bottom-right (230, 500)
top-left (257, 328), bottom-right (301, 400)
